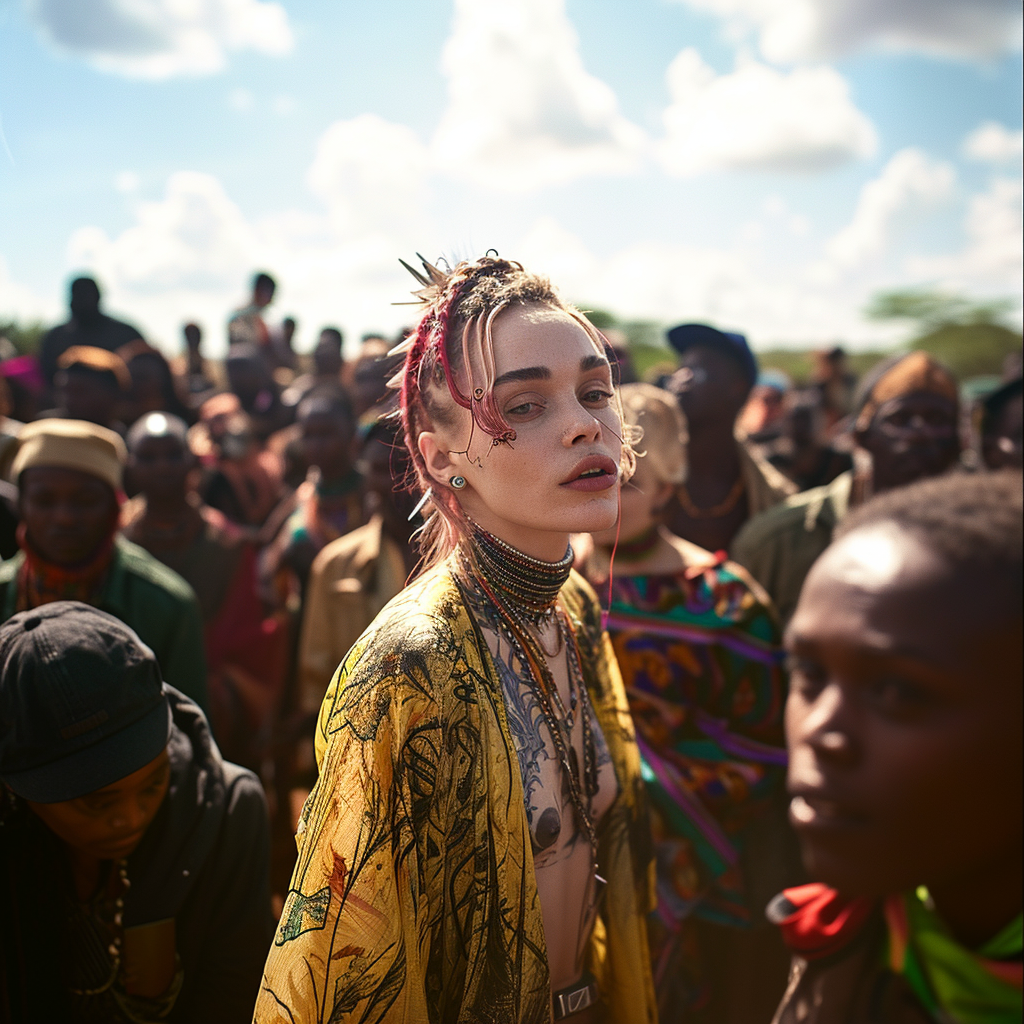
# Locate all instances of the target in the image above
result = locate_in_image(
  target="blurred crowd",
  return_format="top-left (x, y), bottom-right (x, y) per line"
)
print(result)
top-left (0, 269), bottom-right (1020, 1024)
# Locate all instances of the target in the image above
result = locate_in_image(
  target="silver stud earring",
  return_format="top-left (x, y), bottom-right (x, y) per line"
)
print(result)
top-left (449, 475), bottom-right (467, 489)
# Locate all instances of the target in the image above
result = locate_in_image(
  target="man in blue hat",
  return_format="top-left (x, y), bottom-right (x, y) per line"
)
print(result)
top-left (0, 602), bottom-right (272, 1022)
top-left (664, 323), bottom-right (794, 553)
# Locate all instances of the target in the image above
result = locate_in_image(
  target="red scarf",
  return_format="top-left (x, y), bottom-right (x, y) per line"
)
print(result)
top-left (15, 521), bottom-right (119, 612)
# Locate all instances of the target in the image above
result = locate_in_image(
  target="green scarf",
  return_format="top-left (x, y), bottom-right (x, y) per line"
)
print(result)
top-left (885, 888), bottom-right (1022, 1024)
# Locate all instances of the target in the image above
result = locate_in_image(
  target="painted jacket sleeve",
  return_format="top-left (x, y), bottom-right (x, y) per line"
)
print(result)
top-left (253, 618), bottom-right (448, 1024)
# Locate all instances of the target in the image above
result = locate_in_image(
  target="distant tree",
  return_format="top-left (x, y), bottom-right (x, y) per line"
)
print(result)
top-left (582, 308), bottom-right (617, 330)
top-left (0, 321), bottom-right (45, 356)
top-left (865, 288), bottom-right (1022, 379)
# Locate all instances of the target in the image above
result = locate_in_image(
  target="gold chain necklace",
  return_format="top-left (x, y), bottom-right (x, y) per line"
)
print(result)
top-left (676, 475), bottom-right (745, 519)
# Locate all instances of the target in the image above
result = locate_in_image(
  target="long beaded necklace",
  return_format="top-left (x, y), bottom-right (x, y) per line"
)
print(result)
top-left (69, 858), bottom-right (130, 996)
top-left (458, 525), bottom-right (600, 857)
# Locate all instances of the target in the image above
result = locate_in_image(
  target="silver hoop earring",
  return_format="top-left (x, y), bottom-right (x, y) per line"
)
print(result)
top-left (449, 475), bottom-right (467, 490)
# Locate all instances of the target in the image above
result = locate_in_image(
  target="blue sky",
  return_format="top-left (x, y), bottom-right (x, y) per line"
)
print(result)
top-left (0, 0), bottom-right (1020, 356)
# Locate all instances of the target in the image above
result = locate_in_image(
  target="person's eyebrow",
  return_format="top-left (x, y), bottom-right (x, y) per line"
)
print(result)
top-left (788, 633), bottom-right (943, 667)
top-left (580, 354), bottom-right (610, 373)
top-left (493, 366), bottom-right (551, 388)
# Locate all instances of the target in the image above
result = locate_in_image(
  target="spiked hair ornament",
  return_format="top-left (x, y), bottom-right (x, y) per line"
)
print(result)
top-left (391, 254), bottom-right (519, 447)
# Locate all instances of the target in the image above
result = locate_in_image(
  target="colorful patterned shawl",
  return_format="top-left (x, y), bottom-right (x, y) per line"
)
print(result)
top-left (586, 554), bottom-right (788, 1011)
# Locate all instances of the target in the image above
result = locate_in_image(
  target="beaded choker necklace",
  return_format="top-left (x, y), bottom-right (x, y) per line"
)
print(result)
top-left (468, 522), bottom-right (573, 628)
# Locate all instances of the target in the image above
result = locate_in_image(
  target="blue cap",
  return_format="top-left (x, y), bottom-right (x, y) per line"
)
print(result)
top-left (0, 602), bottom-right (171, 803)
top-left (666, 323), bottom-right (758, 386)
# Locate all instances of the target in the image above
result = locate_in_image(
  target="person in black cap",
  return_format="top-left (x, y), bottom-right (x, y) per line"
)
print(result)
top-left (0, 601), bottom-right (272, 1023)
top-left (663, 323), bottom-right (794, 553)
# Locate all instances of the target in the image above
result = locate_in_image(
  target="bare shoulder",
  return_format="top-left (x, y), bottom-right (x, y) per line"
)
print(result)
top-left (663, 530), bottom-right (718, 570)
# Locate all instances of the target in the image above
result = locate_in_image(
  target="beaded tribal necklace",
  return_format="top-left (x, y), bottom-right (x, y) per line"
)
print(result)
top-left (469, 522), bottom-right (573, 628)
top-left (459, 524), bottom-right (600, 858)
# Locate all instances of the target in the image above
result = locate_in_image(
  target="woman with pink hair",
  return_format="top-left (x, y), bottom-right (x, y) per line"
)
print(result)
top-left (254, 256), bottom-right (656, 1024)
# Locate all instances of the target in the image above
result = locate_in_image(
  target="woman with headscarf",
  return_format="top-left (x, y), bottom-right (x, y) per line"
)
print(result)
top-left (576, 383), bottom-right (797, 1023)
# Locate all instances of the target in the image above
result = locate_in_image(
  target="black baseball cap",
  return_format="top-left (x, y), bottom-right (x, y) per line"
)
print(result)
top-left (0, 602), bottom-right (171, 803)
top-left (666, 323), bottom-right (758, 386)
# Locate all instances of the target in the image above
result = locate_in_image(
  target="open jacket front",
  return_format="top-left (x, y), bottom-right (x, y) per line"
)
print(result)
top-left (254, 560), bottom-right (657, 1024)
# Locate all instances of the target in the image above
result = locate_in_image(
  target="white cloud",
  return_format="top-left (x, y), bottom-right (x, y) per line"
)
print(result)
top-left (63, 120), bottom-right (434, 355)
top-left (431, 0), bottom-right (645, 191)
top-left (824, 148), bottom-right (955, 269)
top-left (27, 0), bottom-right (293, 79)
top-left (910, 176), bottom-right (1023, 295)
top-left (517, 216), bottom-right (897, 346)
top-left (0, 257), bottom-right (57, 325)
top-left (672, 0), bottom-right (1022, 63)
top-left (963, 121), bottom-right (1024, 163)
top-left (658, 49), bottom-right (877, 176)
top-left (307, 114), bottom-right (431, 237)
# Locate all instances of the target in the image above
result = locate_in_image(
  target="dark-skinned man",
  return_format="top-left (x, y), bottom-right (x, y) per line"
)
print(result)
top-left (38, 276), bottom-right (143, 391)
top-left (768, 470), bottom-right (1022, 1023)
top-left (732, 351), bottom-right (962, 626)
top-left (0, 419), bottom-right (208, 710)
top-left (664, 323), bottom-right (795, 554)
top-left (227, 270), bottom-right (276, 355)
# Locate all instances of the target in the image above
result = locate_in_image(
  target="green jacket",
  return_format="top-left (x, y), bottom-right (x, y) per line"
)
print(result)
top-left (0, 537), bottom-right (208, 711)
top-left (730, 471), bottom-right (853, 629)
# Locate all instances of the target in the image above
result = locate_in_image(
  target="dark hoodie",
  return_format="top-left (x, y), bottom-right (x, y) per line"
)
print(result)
top-left (0, 687), bottom-right (272, 1023)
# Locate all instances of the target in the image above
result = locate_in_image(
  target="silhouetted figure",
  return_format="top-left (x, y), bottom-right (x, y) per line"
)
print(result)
top-left (349, 338), bottom-right (402, 422)
top-left (193, 394), bottom-right (286, 533)
top-left (38, 276), bottom-right (142, 389)
top-left (282, 327), bottom-right (344, 410)
top-left (227, 271), bottom-right (276, 356)
top-left (180, 322), bottom-right (216, 401)
top-left (0, 343), bottom-right (44, 424)
top-left (811, 345), bottom-right (856, 433)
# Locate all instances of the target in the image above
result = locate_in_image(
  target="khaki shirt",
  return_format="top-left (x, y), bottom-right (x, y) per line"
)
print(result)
top-left (297, 515), bottom-right (408, 716)
top-left (739, 438), bottom-right (798, 517)
top-left (730, 471), bottom-right (853, 629)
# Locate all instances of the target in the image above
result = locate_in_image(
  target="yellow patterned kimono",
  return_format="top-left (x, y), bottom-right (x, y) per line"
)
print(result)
top-left (254, 559), bottom-right (657, 1024)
